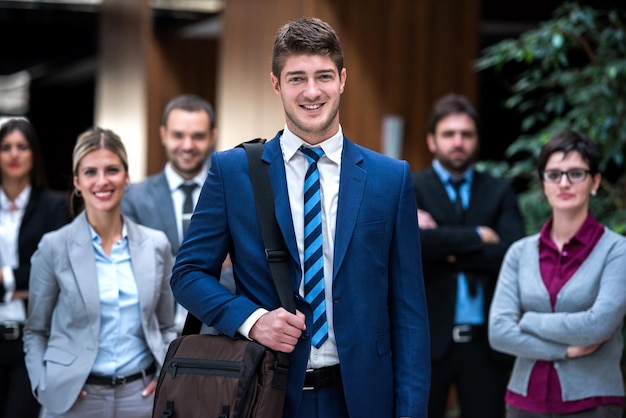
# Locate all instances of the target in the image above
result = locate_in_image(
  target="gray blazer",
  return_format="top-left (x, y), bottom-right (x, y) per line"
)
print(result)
top-left (489, 228), bottom-right (626, 401)
top-left (122, 169), bottom-right (236, 298)
top-left (122, 172), bottom-right (179, 255)
top-left (24, 212), bottom-right (176, 414)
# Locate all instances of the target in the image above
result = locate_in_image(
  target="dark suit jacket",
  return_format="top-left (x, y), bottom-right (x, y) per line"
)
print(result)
top-left (172, 132), bottom-right (430, 418)
top-left (0, 187), bottom-right (70, 300)
top-left (412, 167), bottom-right (525, 361)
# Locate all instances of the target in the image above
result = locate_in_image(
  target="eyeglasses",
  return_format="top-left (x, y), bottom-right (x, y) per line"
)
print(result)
top-left (542, 169), bottom-right (591, 184)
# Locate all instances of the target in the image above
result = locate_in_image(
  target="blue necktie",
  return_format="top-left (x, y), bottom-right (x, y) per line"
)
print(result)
top-left (299, 146), bottom-right (328, 348)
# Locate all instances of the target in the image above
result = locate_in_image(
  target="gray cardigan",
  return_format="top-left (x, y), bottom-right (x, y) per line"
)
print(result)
top-left (489, 228), bottom-right (626, 401)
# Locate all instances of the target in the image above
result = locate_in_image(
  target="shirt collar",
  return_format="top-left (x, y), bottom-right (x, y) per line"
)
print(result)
top-left (539, 212), bottom-right (603, 248)
top-left (280, 124), bottom-right (343, 165)
top-left (88, 221), bottom-right (129, 244)
top-left (0, 184), bottom-right (32, 211)
top-left (164, 163), bottom-right (208, 193)
top-left (431, 159), bottom-right (474, 185)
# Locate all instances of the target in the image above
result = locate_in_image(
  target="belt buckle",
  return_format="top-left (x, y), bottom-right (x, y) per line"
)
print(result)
top-left (3, 321), bottom-right (20, 340)
top-left (303, 369), bottom-right (314, 391)
top-left (452, 324), bottom-right (472, 343)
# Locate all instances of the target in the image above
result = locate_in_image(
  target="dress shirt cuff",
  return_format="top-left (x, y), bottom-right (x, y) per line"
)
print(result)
top-left (2, 266), bottom-right (15, 303)
top-left (237, 308), bottom-right (269, 340)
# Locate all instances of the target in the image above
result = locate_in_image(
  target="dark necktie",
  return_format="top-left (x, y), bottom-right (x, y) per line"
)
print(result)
top-left (299, 146), bottom-right (328, 349)
top-left (180, 183), bottom-right (197, 238)
top-left (449, 178), bottom-right (465, 221)
top-left (449, 177), bottom-right (478, 295)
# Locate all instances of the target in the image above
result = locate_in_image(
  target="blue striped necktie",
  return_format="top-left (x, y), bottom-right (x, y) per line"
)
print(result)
top-left (299, 146), bottom-right (328, 348)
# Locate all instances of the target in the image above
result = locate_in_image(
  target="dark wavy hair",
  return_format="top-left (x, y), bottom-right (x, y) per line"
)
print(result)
top-left (427, 93), bottom-right (481, 136)
top-left (536, 130), bottom-right (601, 181)
top-left (0, 118), bottom-right (48, 188)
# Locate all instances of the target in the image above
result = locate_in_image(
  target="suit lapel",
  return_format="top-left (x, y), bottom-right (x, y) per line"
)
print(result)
top-left (424, 168), bottom-right (459, 223)
top-left (465, 171), bottom-right (485, 223)
top-left (261, 135), bottom-right (367, 283)
top-left (126, 219), bottom-right (153, 320)
top-left (68, 212), bottom-right (101, 329)
top-left (20, 187), bottom-right (39, 228)
top-left (333, 138), bottom-right (365, 277)
top-left (150, 174), bottom-right (179, 253)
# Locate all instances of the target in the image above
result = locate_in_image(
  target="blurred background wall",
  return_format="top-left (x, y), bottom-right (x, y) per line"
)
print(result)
top-left (0, 0), bottom-right (623, 188)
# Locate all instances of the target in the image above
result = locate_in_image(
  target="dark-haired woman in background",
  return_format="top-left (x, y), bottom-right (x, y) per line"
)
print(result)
top-left (0, 118), bottom-right (70, 417)
top-left (489, 131), bottom-right (626, 418)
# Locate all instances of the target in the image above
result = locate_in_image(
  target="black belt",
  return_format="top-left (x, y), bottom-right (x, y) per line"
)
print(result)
top-left (87, 363), bottom-right (156, 386)
top-left (0, 322), bottom-right (24, 341)
top-left (303, 365), bottom-right (342, 391)
top-left (452, 324), bottom-right (485, 343)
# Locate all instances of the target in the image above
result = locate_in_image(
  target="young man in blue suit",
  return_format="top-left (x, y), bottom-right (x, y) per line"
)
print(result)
top-left (412, 94), bottom-right (525, 418)
top-left (171, 17), bottom-right (430, 418)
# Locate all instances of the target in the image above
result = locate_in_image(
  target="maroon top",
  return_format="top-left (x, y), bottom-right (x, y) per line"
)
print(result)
top-left (506, 213), bottom-right (624, 413)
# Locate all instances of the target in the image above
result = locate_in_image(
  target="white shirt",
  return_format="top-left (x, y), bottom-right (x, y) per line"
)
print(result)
top-left (282, 125), bottom-right (342, 368)
top-left (164, 163), bottom-right (208, 333)
top-left (239, 126), bottom-right (343, 369)
top-left (164, 163), bottom-right (208, 245)
top-left (0, 185), bottom-right (31, 322)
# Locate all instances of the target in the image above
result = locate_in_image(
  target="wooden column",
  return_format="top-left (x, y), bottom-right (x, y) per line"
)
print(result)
top-left (216, 0), bottom-right (302, 148)
top-left (95, 0), bottom-right (151, 182)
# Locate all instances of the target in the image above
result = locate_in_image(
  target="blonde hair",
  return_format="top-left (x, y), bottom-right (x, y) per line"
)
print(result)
top-left (72, 127), bottom-right (128, 176)
top-left (70, 127), bottom-right (128, 216)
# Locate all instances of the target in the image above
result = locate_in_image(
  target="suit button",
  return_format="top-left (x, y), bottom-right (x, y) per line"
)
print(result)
top-left (302, 330), bottom-right (310, 340)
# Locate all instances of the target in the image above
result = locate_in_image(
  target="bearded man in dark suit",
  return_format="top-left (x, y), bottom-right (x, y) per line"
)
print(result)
top-left (412, 93), bottom-right (525, 418)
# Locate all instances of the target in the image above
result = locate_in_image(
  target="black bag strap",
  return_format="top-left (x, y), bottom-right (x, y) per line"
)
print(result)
top-left (182, 138), bottom-right (294, 388)
top-left (241, 139), bottom-right (293, 389)
top-left (182, 139), bottom-right (295, 334)
top-left (241, 139), bottom-right (296, 314)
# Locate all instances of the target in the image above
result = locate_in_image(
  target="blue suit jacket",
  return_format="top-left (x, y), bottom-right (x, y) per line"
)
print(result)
top-left (171, 132), bottom-right (430, 417)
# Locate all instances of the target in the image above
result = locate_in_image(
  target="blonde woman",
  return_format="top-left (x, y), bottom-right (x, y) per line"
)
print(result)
top-left (489, 131), bottom-right (626, 418)
top-left (24, 127), bottom-right (176, 418)
top-left (0, 119), bottom-right (70, 417)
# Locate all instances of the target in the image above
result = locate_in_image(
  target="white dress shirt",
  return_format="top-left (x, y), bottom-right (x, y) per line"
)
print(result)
top-left (238, 126), bottom-right (343, 370)
top-left (164, 163), bottom-right (208, 245)
top-left (281, 125), bottom-right (342, 368)
top-left (164, 163), bottom-right (208, 333)
top-left (0, 185), bottom-right (31, 322)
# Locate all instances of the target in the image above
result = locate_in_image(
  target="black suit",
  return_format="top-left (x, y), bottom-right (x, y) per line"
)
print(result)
top-left (0, 187), bottom-right (70, 418)
top-left (412, 167), bottom-right (525, 418)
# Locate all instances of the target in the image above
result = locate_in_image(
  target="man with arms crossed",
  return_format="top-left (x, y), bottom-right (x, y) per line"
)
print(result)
top-left (171, 17), bottom-right (430, 418)
top-left (412, 93), bottom-right (525, 418)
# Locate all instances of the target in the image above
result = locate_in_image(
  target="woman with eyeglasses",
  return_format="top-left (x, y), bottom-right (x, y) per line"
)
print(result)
top-left (488, 130), bottom-right (626, 418)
